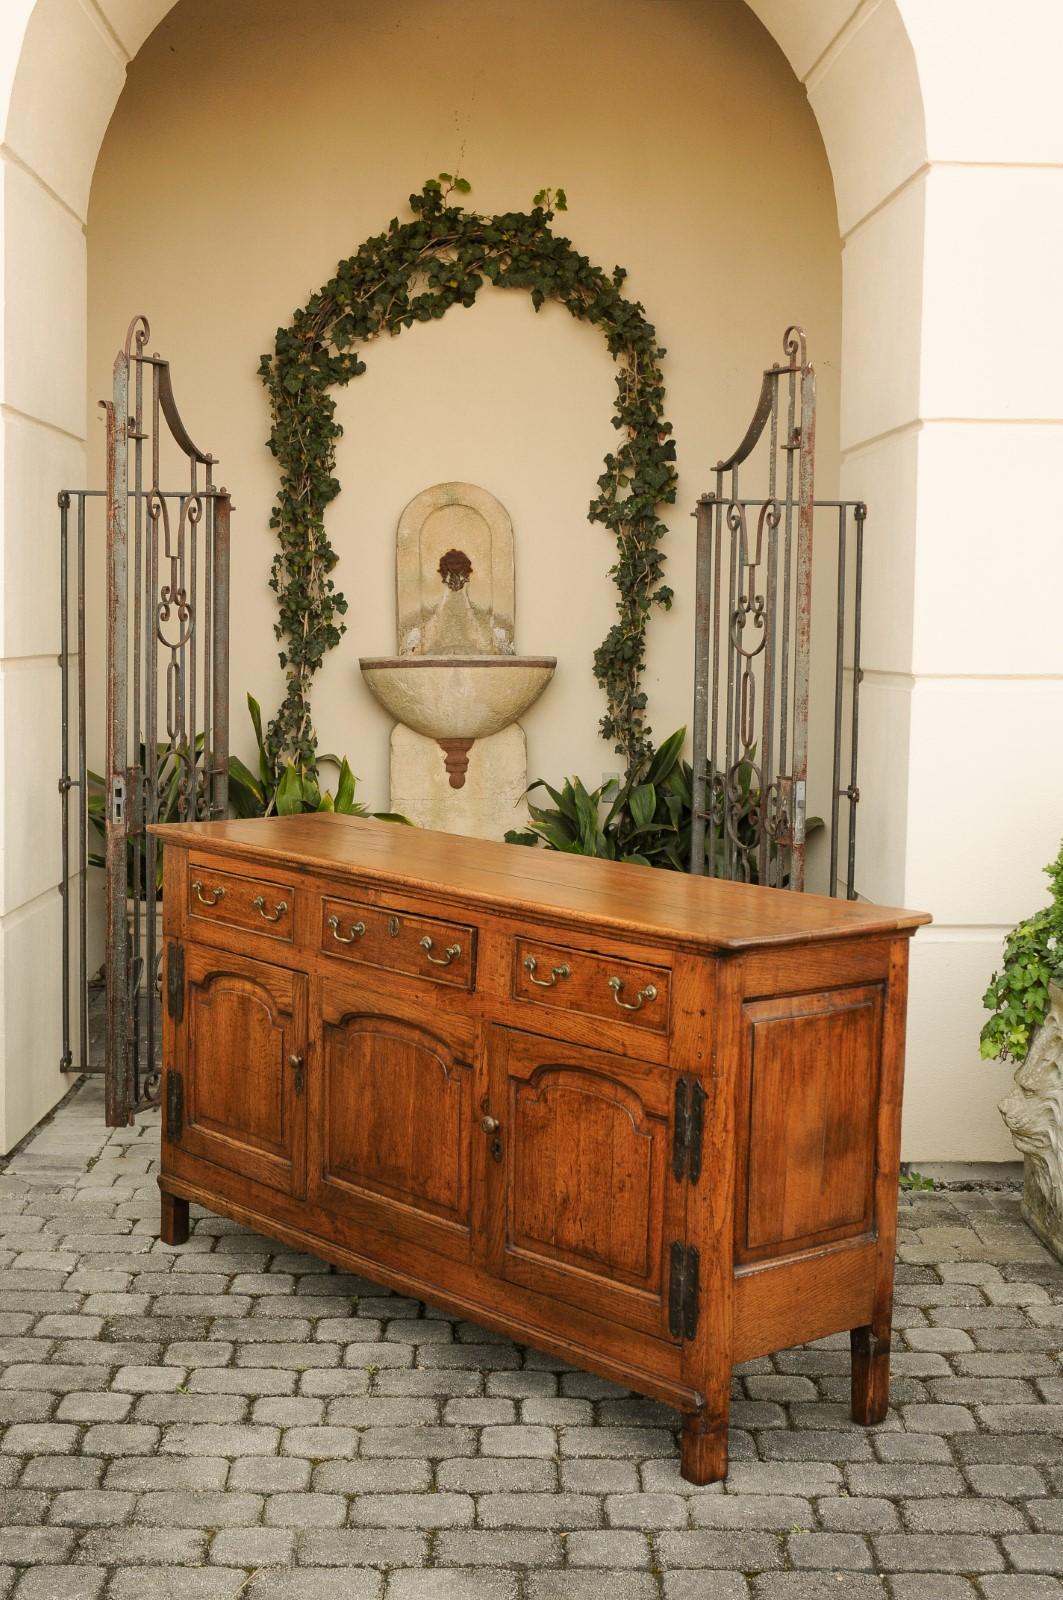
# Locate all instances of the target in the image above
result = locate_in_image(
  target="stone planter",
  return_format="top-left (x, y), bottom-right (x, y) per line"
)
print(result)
top-left (999, 978), bottom-right (1063, 1263)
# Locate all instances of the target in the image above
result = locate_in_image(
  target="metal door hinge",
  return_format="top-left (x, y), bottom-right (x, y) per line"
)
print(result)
top-left (668, 1241), bottom-right (700, 1341)
top-left (165, 1070), bottom-right (184, 1143)
top-left (672, 1075), bottom-right (706, 1184)
top-left (166, 941), bottom-right (184, 1023)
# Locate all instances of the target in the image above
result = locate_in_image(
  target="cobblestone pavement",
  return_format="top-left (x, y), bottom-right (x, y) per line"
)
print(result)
top-left (0, 1078), bottom-right (1060, 1600)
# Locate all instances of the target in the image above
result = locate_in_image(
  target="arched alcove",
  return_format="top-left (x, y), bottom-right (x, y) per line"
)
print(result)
top-left (11, 0), bottom-right (1061, 1174)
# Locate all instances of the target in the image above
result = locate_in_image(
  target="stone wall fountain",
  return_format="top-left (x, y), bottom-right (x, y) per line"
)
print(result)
top-left (359, 482), bottom-right (555, 839)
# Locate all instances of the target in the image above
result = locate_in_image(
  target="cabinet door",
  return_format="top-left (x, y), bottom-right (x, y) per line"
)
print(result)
top-left (485, 1027), bottom-right (684, 1339)
top-left (178, 944), bottom-right (308, 1196)
top-left (311, 977), bottom-right (476, 1264)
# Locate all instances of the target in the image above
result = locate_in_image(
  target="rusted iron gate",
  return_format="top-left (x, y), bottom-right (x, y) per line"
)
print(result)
top-left (59, 316), bottom-right (232, 1125)
top-left (690, 327), bottom-right (865, 897)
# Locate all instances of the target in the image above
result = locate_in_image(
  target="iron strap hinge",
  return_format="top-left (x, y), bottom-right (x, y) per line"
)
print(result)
top-left (672, 1075), bottom-right (706, 1184)
top-left (668, 1241), bottom-right (700, 1341)
top-left (165, 1070), bottom-right (183, 1143)
top-left (166, 941), bottom-right (184, 1023)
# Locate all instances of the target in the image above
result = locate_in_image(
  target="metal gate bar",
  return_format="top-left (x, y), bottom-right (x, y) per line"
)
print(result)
top-left (59, 315), bottom-right (232, 1124)
top-left (690, 328), bottom-right (867, 897)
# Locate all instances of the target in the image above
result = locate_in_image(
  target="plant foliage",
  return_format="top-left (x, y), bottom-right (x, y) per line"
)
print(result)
top-left (227, 695), bottom-right (408, 823)
top-left (259, 177), bottom-right (677, 779)
top-left (980, 838), bottom-right (1063, 1062)
top-left (505, 728), bottom-right (812, 884)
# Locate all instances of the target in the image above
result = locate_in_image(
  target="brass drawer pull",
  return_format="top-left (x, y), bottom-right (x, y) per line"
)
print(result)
top-left (191, 879), bottom-right (225, 906)
top-left (253, 895), bottom-right (288, 924)
top-left (608, 976), bottom-right (658, 1012)
top-left (420, 935), bottom-right (461, 967)
top-left (328, 914), bottom-right (367, 945)
top-left (524, 955), bottom-right (571, 989)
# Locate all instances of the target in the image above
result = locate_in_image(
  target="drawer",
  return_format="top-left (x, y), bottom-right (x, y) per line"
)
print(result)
top-left (187, 861), bottom-right (296, 944)
top-left (512, 936), bottom-right (670, 1034)
top-left (320, 895), bottom-right (476, 990)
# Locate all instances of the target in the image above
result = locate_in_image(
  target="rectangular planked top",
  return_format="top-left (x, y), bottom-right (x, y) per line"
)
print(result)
top-left (152, 814), bottom-right (931, 953)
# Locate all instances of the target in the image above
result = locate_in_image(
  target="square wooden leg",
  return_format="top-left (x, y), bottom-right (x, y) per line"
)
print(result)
top-left (850, 1324), bottom-right (890, 1425)
top-left (680, 1405), bottom-right (729, 1485)
top-left (160, 1191), bottom-right (189, 1247)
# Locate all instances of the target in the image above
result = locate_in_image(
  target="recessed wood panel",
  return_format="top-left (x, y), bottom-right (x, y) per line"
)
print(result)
top-left (181, 945), bottom-right (306, 1196)
top-left (320, 1011), bottom-right (472, 1241)
top-left (187, 858), bottom-right (296, 944)
top-left (738, 984), bottom-right (884, 1263)
top-left (487, 1027), bottom-right (681, 1338)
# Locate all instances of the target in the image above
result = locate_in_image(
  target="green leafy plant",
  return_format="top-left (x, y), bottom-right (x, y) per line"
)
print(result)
top-left (227, 694), bottom-right (409, 822)
top-left (506, 728), bottom-right (812, 883)
top-left (899, 1168), bottom-right (935, 1192)
top-left (87, 737), bottom-right (208, 898)
top-left (259, 176), bottom-right (677, 781)
top-left (980, 838), bottom-right (1063, 1062)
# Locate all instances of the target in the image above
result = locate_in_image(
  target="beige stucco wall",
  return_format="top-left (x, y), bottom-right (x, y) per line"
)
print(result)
top-left (85, 0), bottom-right (841, 830)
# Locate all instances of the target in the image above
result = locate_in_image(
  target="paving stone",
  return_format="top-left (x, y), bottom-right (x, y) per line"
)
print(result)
top-left (886, 1580), bottom-right (977, 1600)
top-left (134, 1491), bottom-right (264, 1528)
top-left (566, 1530), bottom-right (652, 1567)
top-left (901, 1494), bottom-right (1027, 1533)
top-left (137, 1394), bottom-right (247, 1425)
top-left (207, 1526), bottom-right (295, 1565)
top-left (749, 1580), bottom-right (885, 1599)
top-left (563, 1460), bottom-right (639, 1494)
top-left (845, 1463), bottom-right (964, 1497)
top-left (663, 1578), bottom-right (750, 1600)
top-left (478, 1493), bottom-right (601, 1529)
top-left (656, 1531), bottom-right (784, 1569)
top-left (870, 1533), bottom-right (1004, 1572)
top-left (1, 1422), bottom-right (80, 1454)
top-left (816, 1495), bottom-right (900, 1532)
top-left (525, 1577), bottom-right (658, 1600)
top-left (979, 1580), bottom-right (1063, 1598)
top-left (0, 1528), bottom-right (77, 1564)
top-left (107, 1572), bottom-right (249, 1599)
top-left (263, 1492), bottom-right (346, 1527)
top-left (313, 1460), bottom-right (430, 1494)
top-left (384, 1574), bottom-right (516, 1600)
top-left (297, 1530), bottom-right (427, 1567)
top-left (323, 1398), bottom-right (437, 1427)
top-left (481, 1424), bottom-right (557, 1457)
top-left (102, 1458), bottom-right (230, 1491)
top-left (74, 1528), bottom-right (208, 1565)
top-left (159, 1422), bottom-right (280, 1456)
top-left (785, 1530), bottom-right (873, 1568)
top-left (433, 1531), bottom-right (563, 1567)
top-left (18, 1457), bottom-right (102, 1490)
top-left (360, 1425), bottom-right (475, 1459)
top-left (689, 1494), bottom-right (810, 1531)
top-left (248, 1573), bottom-right (381, 1600)
top-left (11, 1568), bottom-right (106, 1600)
top-left (436, 1457), bottom-right (556, 1493)
top-left (48, 1489), bottom-right (136, 1526)
top-left (348, 1492), bottom-right (473, 1528)
top-left (560, 1426), bottom-right (674, 1459)
top-left (1002, 1534), bottom-right (1063, 1571)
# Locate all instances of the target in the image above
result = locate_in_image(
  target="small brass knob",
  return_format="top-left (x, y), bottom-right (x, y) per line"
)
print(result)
top-left (480, 1116), bottom-right (500, 1135)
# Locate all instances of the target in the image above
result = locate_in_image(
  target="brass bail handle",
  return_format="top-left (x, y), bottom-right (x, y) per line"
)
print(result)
top-left (523, 956), bottom-right (571, 989)
top-left (191, 879), bottom-right (225, 906)
top-left (608, 976), bottom-right (657, 1012)
top-left (328, 914), bottom-right (366, 945)
top-left (420, 935), bottom-right (461, 967)
top-left (253, 895), bottom-right (288, 924)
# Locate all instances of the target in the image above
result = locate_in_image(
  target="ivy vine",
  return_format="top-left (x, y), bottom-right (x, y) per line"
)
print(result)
top-left (259, 177), bottom-right (677, 779)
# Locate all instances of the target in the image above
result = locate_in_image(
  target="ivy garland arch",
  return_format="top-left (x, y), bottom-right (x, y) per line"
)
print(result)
top-left (259, 179), bottom-right (678, 781)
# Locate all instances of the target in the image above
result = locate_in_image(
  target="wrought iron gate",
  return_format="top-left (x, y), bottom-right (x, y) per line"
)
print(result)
top-left (59, 315), bottom-right (232, 1125)
top-left (690, 327), bottom-right (865, 897)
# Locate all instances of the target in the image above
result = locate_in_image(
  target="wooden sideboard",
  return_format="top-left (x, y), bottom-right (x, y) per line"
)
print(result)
top-left (152, 813), bottom-right (929, 1484)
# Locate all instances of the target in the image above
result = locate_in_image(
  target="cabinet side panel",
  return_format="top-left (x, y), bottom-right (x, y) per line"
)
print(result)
top-left (738, 984), bottom-right (884, 1263)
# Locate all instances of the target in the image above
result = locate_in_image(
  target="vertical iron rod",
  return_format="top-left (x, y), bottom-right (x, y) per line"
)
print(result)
top-left (58, 493), bottom-right (72, 1070)
top-left (847, 504), bottom-right (866, 900)
top-left (830, 505), bottom-right (846, 896)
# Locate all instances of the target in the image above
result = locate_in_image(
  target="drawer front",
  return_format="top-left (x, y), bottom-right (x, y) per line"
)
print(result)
top-left (320, 895), bottom-right (476, 990)
top-left (512, 936), bottom-right (670, 1034)
top-left (187, 861), bottom-right (296, 944)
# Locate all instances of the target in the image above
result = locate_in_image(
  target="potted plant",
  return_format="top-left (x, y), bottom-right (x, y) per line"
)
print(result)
top-left (981, 838), bottom-right (1063, 1261)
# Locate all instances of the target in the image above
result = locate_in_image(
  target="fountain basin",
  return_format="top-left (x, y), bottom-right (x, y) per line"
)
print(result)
top-left (359, 654), bottom-right (556, 742)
